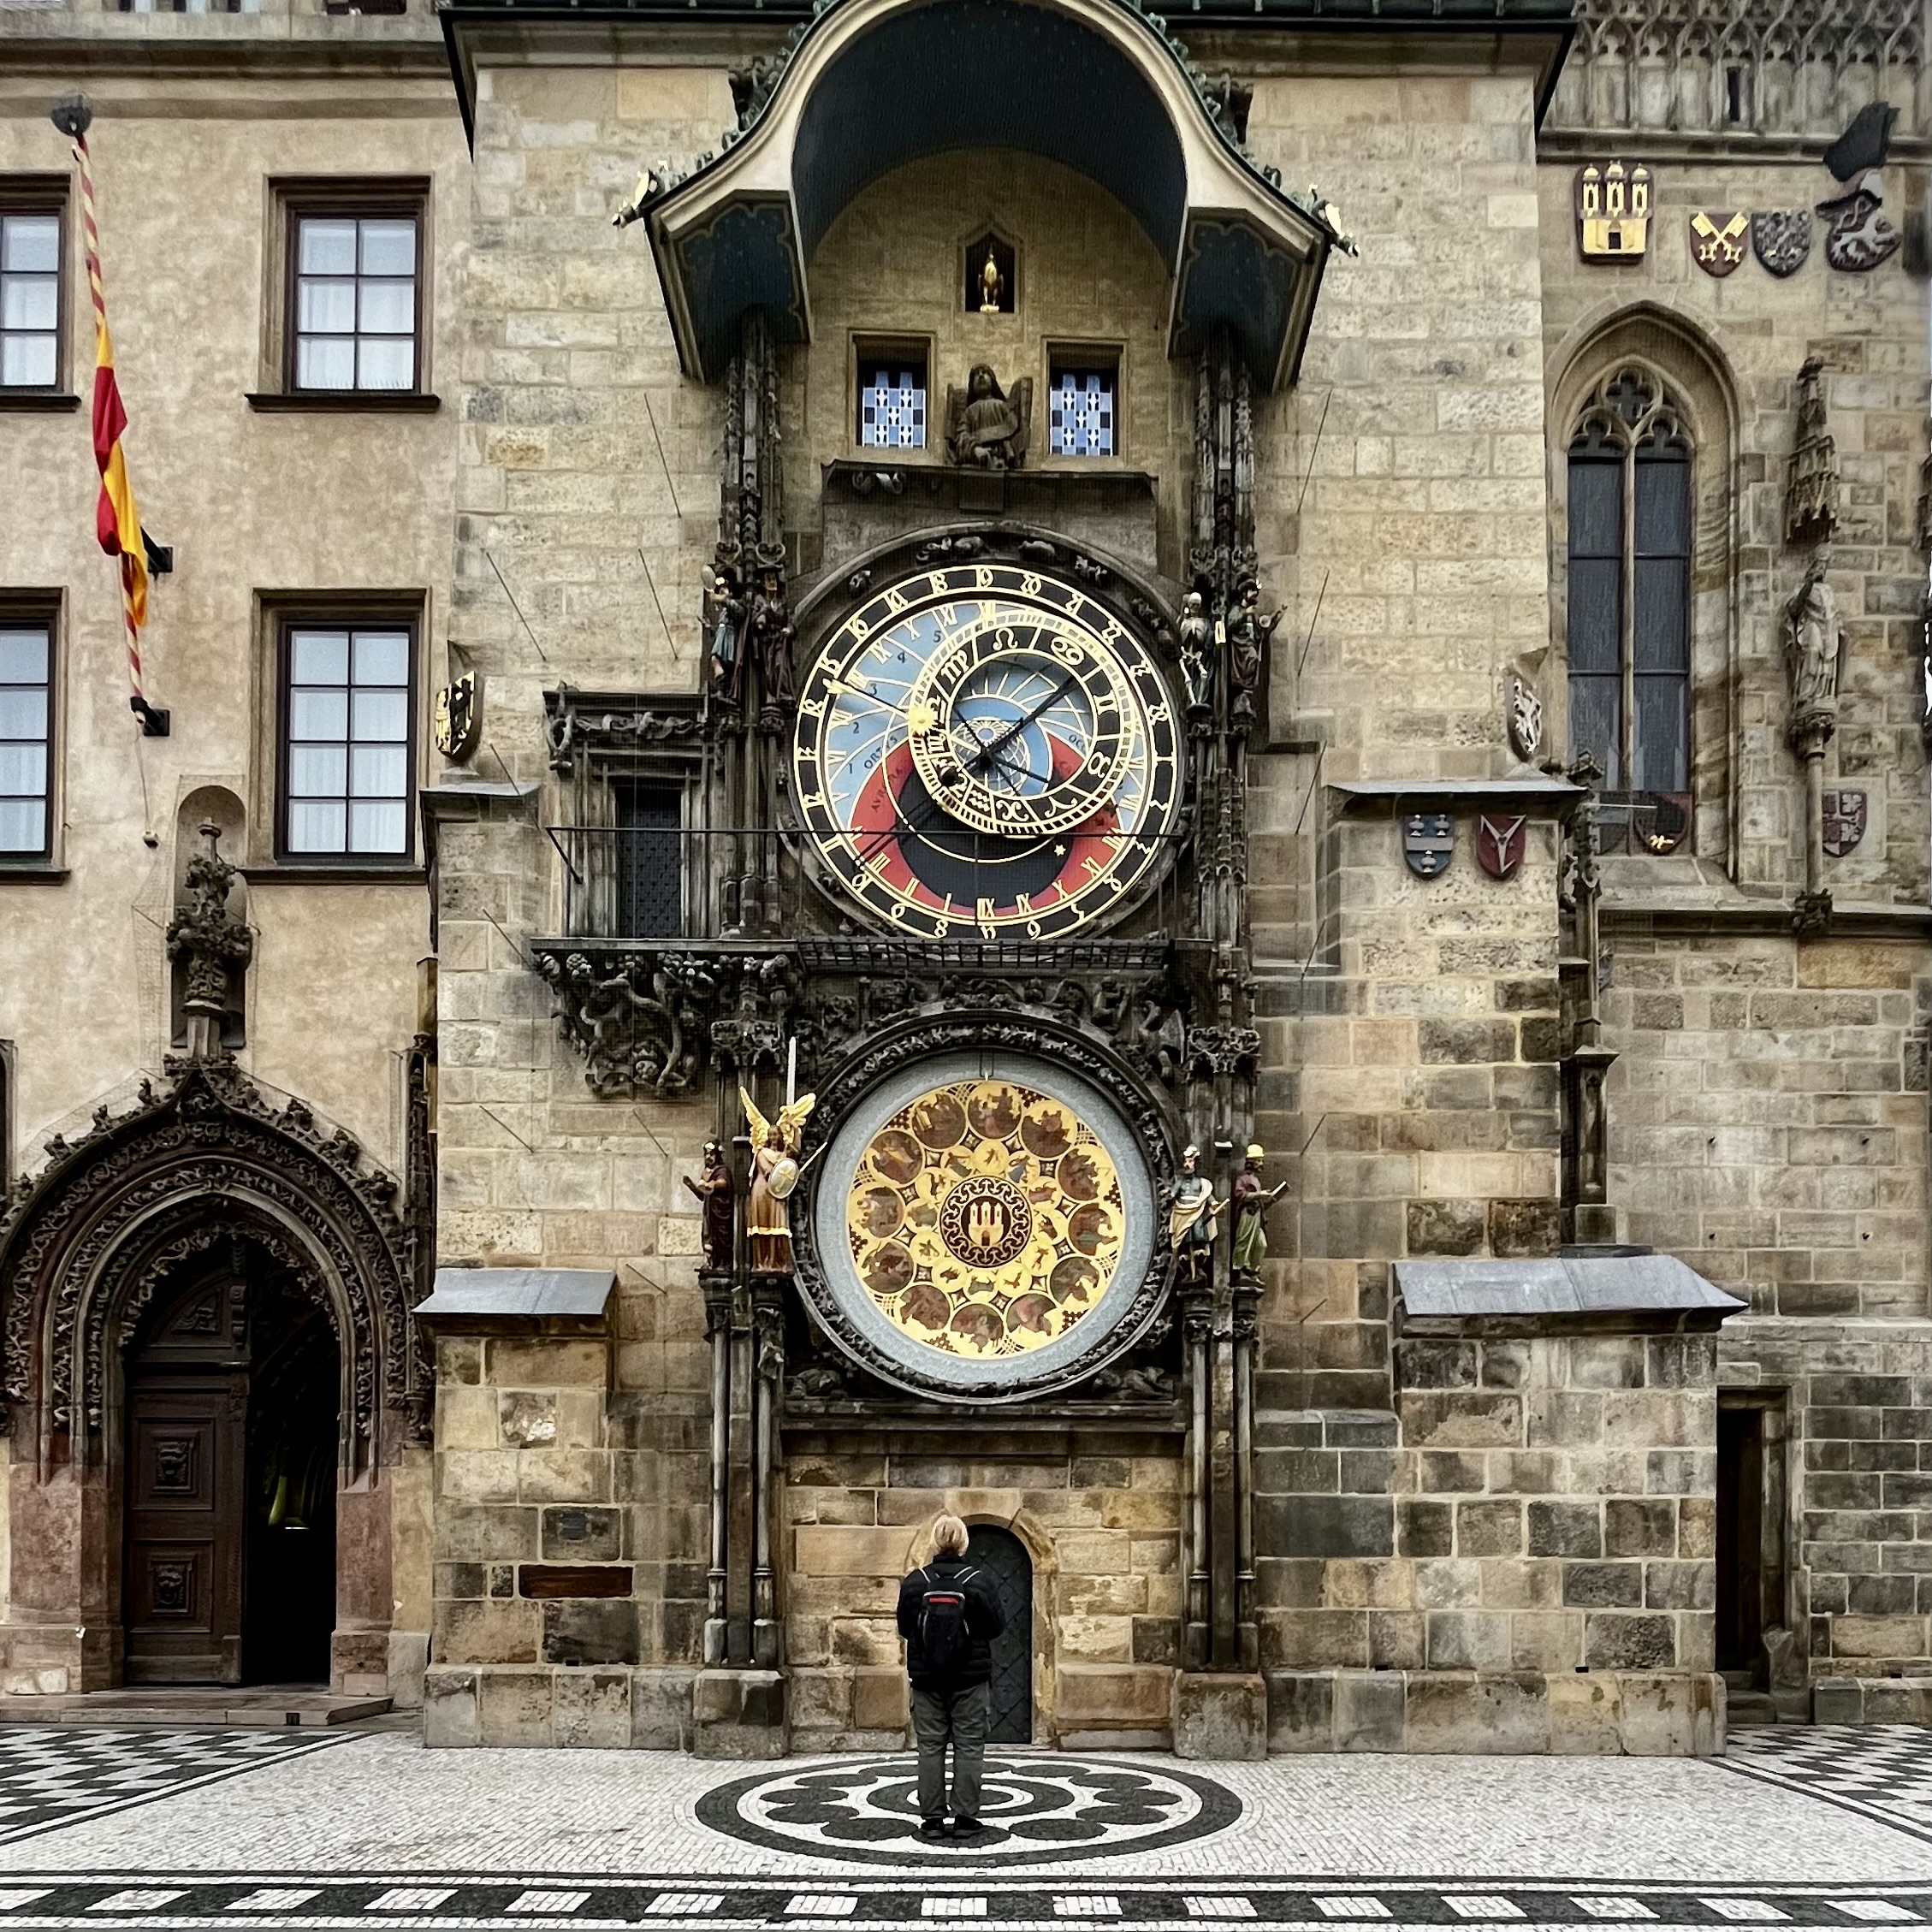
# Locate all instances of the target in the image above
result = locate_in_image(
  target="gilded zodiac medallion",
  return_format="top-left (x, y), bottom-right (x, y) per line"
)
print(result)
top-left (844, 1077), bottom-right (1126, 1360)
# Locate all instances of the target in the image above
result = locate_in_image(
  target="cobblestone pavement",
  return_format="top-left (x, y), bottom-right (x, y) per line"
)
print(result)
top-left (0, 1725), bottom-right (1929, 1927)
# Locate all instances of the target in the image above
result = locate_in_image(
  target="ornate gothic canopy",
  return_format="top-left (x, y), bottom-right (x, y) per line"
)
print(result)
top-left (629, 0), bottom-right (1346, 389)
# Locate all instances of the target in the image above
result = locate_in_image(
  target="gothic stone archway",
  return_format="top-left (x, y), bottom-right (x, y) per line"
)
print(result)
top-left (0, 1058), bottom-right (425, 1695)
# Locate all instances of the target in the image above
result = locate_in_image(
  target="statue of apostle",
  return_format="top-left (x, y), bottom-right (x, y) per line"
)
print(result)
top-left (681, 1140), bottom-right (737, 1274)
top-left (1168, 1143), bottom-right (1221, 1284)
top-left (1224, 582), bottom-right (1283, 725)
top-left (1230, 1143), bottom-right (1288, 1281)
top-left (1783, 550), bottom-right (1842, 744)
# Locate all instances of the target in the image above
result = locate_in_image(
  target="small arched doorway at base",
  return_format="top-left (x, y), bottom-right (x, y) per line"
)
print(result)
top-left (965, 1523), bottom-right (1033, 1745)
top-left (123, 1253), bottom-right (340, 1686)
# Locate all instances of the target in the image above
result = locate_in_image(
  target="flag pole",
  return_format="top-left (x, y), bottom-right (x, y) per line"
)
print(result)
top-left (50, 92), bottom-right (169, 738)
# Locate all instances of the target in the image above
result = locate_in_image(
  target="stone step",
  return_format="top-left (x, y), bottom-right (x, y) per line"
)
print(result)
top-left (1725, 1691), bottom-right (1783, 1729)
top-left (0, 1686), bottom-right (389, 1730)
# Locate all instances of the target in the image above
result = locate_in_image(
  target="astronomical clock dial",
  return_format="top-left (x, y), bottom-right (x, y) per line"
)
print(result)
top-left (806, 1052), bottom-right (1159, 1402)
top-left (791, 562), bottom-right (1182, 939)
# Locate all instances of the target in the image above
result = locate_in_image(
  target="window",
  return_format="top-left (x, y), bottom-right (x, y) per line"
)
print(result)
top-left (615, 783), bottom-right (683, 938)
top-left (0, 199), bottom-right (62, 392)
top-left (0, 620), bottom-right (52, 859)
top-left (1047, 355), bottom-right (1117, 457)
top-left (857, 353), bottom-right (927, 449)
top-left (287, 203), bottom-right (421, 394)
top-left (279, 620), bottom-right (414, 862)
top-left (1566, 365), bottom-right (1691, 800)
top-left (963, 231), bottom-right (1016, 314)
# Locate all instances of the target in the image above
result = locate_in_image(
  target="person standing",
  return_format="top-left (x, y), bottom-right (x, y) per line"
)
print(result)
top-left (897, 1514), bottom-right (1006, 1839)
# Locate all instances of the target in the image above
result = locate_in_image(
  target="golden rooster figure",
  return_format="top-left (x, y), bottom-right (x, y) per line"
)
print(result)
top-left (741, 1085), bottom-right (817, 1272)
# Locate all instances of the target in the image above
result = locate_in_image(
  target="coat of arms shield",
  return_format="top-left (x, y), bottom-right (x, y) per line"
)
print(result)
top-left (1751, 210), bottom-right (1812, 277)
top-left (1690, 210), bottom-right (1748, 276)
top-left (1476, 814), bottom-right (1528, 880)
top-left (1822, 788), bottom-right (1867, 857)
top-left (1403, 813), bottom-right (1455, 878)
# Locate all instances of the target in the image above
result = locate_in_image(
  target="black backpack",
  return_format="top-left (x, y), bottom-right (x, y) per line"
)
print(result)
top-left (916, 1565), bottom-right (980, 1680)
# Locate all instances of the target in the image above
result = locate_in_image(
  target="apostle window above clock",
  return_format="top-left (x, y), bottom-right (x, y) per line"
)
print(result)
top-left (857, 353), bottom-right (927, 450)
top-left (1046, 355), bottom-right (1117, 458)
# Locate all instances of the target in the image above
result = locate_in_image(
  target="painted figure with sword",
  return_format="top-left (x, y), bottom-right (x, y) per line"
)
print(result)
top-left (740, 1039), bottom-right (818, 1273)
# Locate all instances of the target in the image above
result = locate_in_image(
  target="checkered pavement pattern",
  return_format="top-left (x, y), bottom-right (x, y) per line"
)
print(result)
top-left (1723, 1728), bottom-right (1932, 1843)
top-left (0, 1728), bottom-right (346, 1846)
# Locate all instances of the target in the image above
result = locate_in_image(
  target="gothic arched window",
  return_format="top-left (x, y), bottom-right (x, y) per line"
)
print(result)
top-left (1566, 366), bottom-right (1692, 798)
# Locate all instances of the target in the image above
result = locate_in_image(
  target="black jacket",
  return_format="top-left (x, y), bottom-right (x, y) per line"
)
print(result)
top-left (897, 1556), bottom-right (1006, 1689)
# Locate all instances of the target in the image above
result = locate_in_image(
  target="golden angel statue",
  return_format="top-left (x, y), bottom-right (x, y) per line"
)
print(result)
top-left (741, 1085), bottom-right (817, 1272)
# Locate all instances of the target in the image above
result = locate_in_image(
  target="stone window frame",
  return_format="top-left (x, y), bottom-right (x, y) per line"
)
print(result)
top-left (1548, 310), bottom-right (1739, 868)
top-left (248, 589), bottom-right (428, 881)
top-left (249, 177), bottom-right (438, 415)
top-left (0, 177), bottom-right (74, 411)
top-left (0, 590), bottom-right (63, 876)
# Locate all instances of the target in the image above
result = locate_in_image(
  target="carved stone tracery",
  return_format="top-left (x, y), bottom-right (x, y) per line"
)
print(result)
top-left (0, 1058), bottom-right (423, 1461)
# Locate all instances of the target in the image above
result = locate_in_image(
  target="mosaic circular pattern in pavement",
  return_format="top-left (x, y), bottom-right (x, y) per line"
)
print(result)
top-left (695, 1755), bottom-right (1242, 1866)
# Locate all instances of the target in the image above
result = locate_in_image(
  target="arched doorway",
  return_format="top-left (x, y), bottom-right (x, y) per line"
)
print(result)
top-left (123, 1253), bottom-right (340, 1686)
top-left (966, 1524), bottom-right (1032, 1745)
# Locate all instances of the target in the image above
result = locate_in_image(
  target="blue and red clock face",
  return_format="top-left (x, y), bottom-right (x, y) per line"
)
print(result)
top-left (792, 563), bottom-right (1182, 939)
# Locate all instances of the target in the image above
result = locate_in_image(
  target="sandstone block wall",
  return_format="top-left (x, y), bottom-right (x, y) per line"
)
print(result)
top-left (1255, 1327), bottom-right (1717, 1679)
top-left (782, 1433), bottom-right (1183, 1750)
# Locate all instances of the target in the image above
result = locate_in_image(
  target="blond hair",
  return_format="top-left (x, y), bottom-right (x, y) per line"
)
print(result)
top-left (930, 1513), bottom-right (969, 1557)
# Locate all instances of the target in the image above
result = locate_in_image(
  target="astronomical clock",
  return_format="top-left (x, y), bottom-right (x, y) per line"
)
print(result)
top-left (781, 548), bottom-right (1193, 1404)
top-left (791, 560), bottom-right (1184, 942)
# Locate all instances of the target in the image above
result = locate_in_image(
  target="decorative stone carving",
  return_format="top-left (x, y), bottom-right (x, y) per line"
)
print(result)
top-left (749, 560), bottom-right (796, 727)
top-left (542, 690), bottom-right (703, 773)
top-left (702, 560), bottom-right (747, 708)
top-left (165, 822), bottom-right (251, 1062)
top-left (1786, 358), bottom-right (1840, 547)
top-left (0, 1058), bottom-right (419, 1457)
top-left (532, 945), bottom-right (741, 1099)
top-left (1550, 0), bottom-right (1923, 142)
top-left (1508, 675), bottom-right (1544, 762)
top-left (946, 364), bottom-right (1032, 470)
top-left (1818, 102), bottom-right (1903, 271)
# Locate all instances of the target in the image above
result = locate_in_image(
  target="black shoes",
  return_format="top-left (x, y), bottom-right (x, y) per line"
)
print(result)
top-left (920, 1817), bottom-right (949, 1839)
top-left (952, 1816), bottom-right (984, 1836)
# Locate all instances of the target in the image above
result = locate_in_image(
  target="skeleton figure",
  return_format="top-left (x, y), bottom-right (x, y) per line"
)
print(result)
top-left (1178, 590), bottom-right (1214, 720)
top-left (740, 1085), bottom-right (817, 1273)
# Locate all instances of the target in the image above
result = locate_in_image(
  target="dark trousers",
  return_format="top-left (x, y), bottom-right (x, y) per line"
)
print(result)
top-left (910, 1680), bottom-right (989, 1821)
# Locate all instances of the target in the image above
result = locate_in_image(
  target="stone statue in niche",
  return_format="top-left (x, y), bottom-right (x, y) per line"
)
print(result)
top-left (1178, 591), bottom-right (1214, 722)
top-left (166, 821), bottom-right (252, 1060)
top-left (1168, 1143), bottom-right (1221, 1284)
top-left (1784, 550), bottom-right (1843, 745)
top-left (1224, 581), bottom-right (1283, 725)
top-left (702, 558), bottom-right (746, 708)
top-left (682, 1140), bottom-right (737, 1273)
top-left (946, 364), bottom-right (1032, 470)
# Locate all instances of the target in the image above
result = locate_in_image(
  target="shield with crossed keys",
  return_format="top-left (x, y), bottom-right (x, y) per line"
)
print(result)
top-left (1690, 210), bottom-right (1748, 276)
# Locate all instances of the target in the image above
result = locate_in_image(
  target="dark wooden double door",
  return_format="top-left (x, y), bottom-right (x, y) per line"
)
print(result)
top-left (124, 1266), bottom-right (338, 1686)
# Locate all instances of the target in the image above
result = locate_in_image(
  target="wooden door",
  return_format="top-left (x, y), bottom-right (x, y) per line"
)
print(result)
top-left (124, 1282), bottom-right (248, 1684)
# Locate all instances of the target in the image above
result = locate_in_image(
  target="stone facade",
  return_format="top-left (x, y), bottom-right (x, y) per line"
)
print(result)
top-left (3, 0), bottom-right (1930, 1756)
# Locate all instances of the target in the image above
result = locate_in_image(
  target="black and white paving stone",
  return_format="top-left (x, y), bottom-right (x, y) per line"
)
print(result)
top-left (0, 1726), bottom-right (1927, 1925)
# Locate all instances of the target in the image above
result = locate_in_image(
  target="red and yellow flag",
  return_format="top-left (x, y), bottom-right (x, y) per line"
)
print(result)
top-left (53, 96), bottom-right (153, 714)
top-left (90, 310), bottom-right (147, 631)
